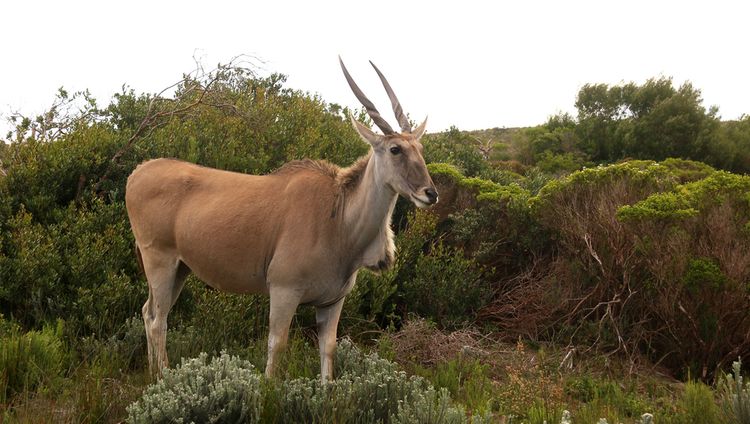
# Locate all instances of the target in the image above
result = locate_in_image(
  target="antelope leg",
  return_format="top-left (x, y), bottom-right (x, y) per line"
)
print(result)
top-left (316, 297), bottom-right (345, 381)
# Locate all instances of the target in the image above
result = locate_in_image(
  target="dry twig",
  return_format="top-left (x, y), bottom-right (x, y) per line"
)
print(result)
top-left (93, 55), bottom-right (261, 195)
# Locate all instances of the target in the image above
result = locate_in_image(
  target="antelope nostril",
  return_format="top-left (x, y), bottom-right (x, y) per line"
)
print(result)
top-left (424, 187), bottom-right (439, 203)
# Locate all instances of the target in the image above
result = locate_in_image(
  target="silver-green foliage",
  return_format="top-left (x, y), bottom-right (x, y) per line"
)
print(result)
top-left (126, 352), bottom-right (262, 424)
top-left (391, 385), bottom-right (481, 424)
top-left (127, 339), bottom-right (484, 423)
top-left (277, 339), bottom-right (485, 423)
top-left (719, 360), bottom-right (750, 424)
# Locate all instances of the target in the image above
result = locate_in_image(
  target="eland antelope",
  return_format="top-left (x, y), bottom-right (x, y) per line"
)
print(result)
top-left (125, 58), bottom-right (438, 380)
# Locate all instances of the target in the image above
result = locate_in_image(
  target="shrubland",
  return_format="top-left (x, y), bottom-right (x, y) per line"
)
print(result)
top-left (1, 61), bottom-right (749, 422)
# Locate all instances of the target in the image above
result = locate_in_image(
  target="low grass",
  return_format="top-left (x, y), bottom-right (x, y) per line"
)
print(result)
top-left (1, 315), bottom-right (742, 423)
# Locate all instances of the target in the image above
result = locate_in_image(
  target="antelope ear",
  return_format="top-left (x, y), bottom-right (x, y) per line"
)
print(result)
top-left (412, 117), bottom-right (428, 140)
top-left (350, 115), bottom-right (384, 148)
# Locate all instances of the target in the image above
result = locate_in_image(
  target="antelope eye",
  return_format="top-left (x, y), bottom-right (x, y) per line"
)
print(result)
top-left (389, 146), bottom-right (402, 155)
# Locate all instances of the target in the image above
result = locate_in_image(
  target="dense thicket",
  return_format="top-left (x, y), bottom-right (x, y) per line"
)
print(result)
top-left (1, 65), bottom-right (748, 384)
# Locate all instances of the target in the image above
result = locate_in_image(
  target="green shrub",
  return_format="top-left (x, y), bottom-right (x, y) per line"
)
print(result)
top-left (457, 175), bottom-right (530, 206)
top-left (0, 207), bottom-right (65, 326)
top-left (660, 158), bottom-right (715, 183)
top-left (78, 315), bottom-right (147, 373)
top-left (58, 199), bottom-right (143, 336)
top-left (534, 151), bottom-right (587, 175)
top-left (527, 161), bottom-right (750, 377)
top-left (0, 199), bottom-right (143, 336)
top-left (126, 351), bottom-right (263, 424)
top-left (0, 122), bottom-right (123, 222)
top-left (423, 126), bottom-right (489, 177)
top-left (428, 162), bottom-right (538, 274)
top-left (427, 163), bottom-right (464, 181)
top-left (477, 167), bottom-right (527, 187)
top-left (173, 277), bottom-right (271, 349)
top-left (403, 242), bottom-right (489, 328)
top-left (417, 357), bottom-right (493, 416)
top-left (673, 380), bottom-right (721, 424)
top-left (0, 319), bottom-right (67, 402)
top-left (343, 210), bottom-right (438, 329)
top-left (615, 170), bottom-right (750, 377)
top-left (683, 257), bottom-right (727, 293)
top-left (616, 190), bottom-right (698, 221)
top-left (344, 267), bottom-right (401, 330)
top-left (533, 160), bottom-right (678, 218)
top-left (618, 171), bottom-right (750, 224)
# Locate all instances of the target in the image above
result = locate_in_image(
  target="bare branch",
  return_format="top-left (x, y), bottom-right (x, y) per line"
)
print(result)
top-left (93, 56), bottom-right (261, 195)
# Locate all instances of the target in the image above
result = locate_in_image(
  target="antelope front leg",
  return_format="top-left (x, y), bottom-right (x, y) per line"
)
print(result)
top-left (315, 297), bottom-right (345, 381)
top-left (265, 288), bottom-right (301, 378)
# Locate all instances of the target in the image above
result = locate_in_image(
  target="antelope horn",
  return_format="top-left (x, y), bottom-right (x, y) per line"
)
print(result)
top-left (369, 61), bottom-right (411, 133)
top-left (339, 56), bottom-right (395, 135)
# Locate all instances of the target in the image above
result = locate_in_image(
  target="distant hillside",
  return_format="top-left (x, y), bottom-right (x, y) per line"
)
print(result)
top-left (465, 127), bottom-right (524, 144)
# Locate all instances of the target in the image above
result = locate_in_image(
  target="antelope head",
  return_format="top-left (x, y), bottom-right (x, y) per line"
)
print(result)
top-left (340, 57), bottom-right (438, 208)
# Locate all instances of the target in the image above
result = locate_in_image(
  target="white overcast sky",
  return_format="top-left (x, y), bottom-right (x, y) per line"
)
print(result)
top-left (1, 0), bottom-right (748, 137)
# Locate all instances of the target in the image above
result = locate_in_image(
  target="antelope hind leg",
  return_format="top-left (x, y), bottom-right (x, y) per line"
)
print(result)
top-left (139, 250), bottom-right (188, 377)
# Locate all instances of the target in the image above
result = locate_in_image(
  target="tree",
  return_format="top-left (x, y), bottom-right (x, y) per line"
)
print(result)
top-left (715, 115), bottom-right (750, 173)
top-left (574, 77), bottom-right (721, 164)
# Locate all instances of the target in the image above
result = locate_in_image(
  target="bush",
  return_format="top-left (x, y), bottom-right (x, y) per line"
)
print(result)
top-left (673, 381), bottom-right (721, 424)
top-left (718, 360), bottom-right (750, 424)
top-left (487, 161), bottom-right (678, 344)
top-left (343, 209), bottom-right (439, 329)
top-left (617, 171), bottom-right (750, 377)
top-left (520, 161), bottom-right (750, 377)
top-left (534, 151), bottom-right (587, 175)
top-left (0, 318), bottom-right (67, 402)
top-left (0, 199), bottom-right (143, 336)
top-left (78, 315), bottom-right (147, 373)
top-left (170, 277), bottom-right (271, 353)
top-left (127, 339), bottom-right (484, 423)
top-left (391, 385), bottom-right (476, 424)
top-left (417, 356), bottom-right (494, 416)
top-left (403, 242), bottom-right (489, 328)
top-left (427, 162), bottom-right (538, 273)
top-left (126, 351), bottom-right (263, 424)
top-left (660, 158), bottom-right (715, 183)
top-left (0, 65), bottom-right (368, 343)
top-left (423, 126), bottom-right (489, 177)
top-left (0, 207), bottom-right (65, 326)
top-left (277, 339), bottom-right (481, 423)
top-left (0, 122), bottom-right (123, 222)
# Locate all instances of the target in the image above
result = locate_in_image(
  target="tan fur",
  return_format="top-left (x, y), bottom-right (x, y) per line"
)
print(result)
top-left (128, 158), bottom-right (383, 296)
top-left (127, 61), bottom-right (438, 381)
top-left (272, 153), bottom-right (372, 194)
